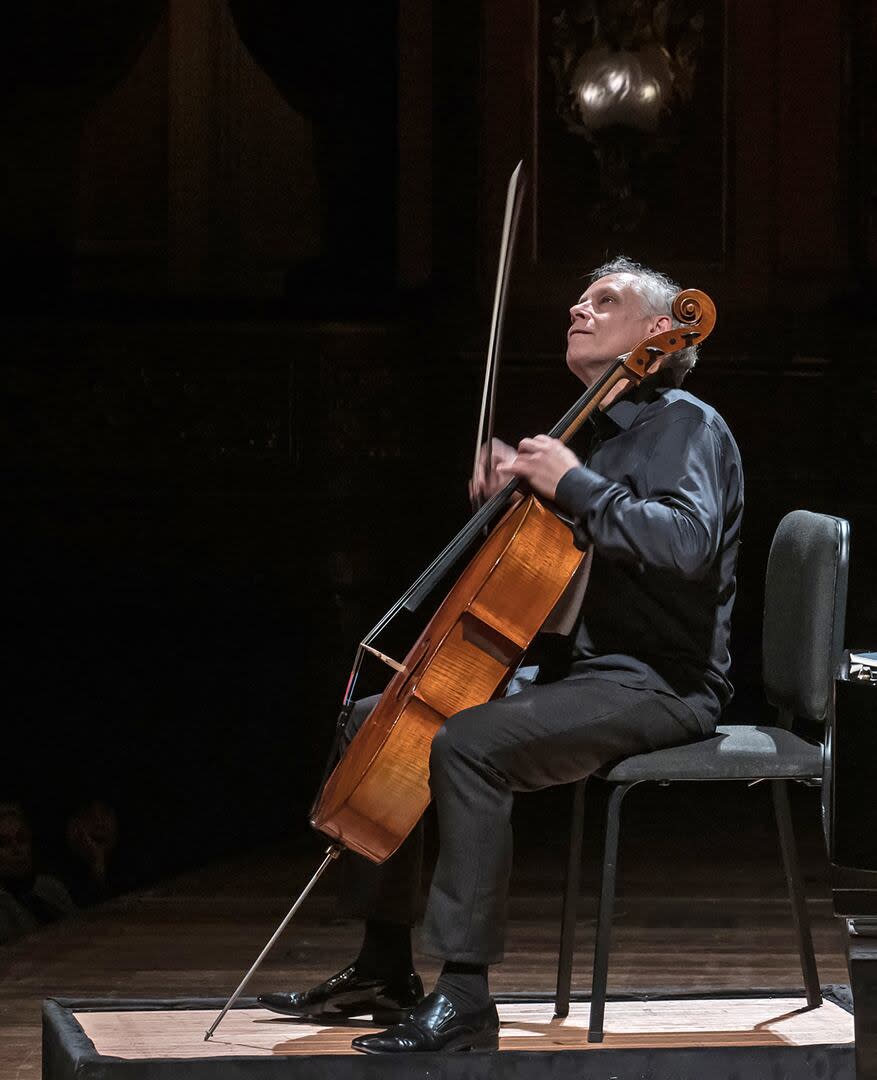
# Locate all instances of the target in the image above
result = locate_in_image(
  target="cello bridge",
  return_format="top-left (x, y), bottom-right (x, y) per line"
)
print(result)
top-left (361, 643), bottom-right (407, 674)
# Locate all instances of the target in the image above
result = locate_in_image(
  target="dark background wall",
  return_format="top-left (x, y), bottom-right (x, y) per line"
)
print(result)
top-left (3, 0), bottom-right (875, 889)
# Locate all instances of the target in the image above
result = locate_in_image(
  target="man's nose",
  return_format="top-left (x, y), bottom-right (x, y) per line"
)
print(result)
top-left (570, 301), bottom-right (592, 322)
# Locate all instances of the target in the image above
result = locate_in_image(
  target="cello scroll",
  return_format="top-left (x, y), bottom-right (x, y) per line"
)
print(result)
top-left (621, 287), bottom-right (717, 381)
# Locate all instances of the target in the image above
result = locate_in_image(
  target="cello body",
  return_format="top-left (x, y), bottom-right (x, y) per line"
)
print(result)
top-left (310, 494), bottom-right (585, 863)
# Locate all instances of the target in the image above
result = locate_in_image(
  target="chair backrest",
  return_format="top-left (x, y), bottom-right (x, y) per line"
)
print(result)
top-left (762, 510), bottom-right (850, 725)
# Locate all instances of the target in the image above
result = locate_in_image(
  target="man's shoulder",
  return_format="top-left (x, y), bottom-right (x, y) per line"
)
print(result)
top-left (653, 388), bottom-right (735, 442)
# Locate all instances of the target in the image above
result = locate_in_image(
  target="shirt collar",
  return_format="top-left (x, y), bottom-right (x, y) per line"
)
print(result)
top-left (589, 370), bottom-right (673, 438)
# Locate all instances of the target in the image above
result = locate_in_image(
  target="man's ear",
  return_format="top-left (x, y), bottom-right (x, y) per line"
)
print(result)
top-left (649, 313), bottom-right (672, 335)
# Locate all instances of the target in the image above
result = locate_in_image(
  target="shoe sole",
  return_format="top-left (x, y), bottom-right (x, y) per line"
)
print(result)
top-left (354, 1031), bottom-right (500, 1054)
top-left (259, 1003), bottom-right (415, 1025)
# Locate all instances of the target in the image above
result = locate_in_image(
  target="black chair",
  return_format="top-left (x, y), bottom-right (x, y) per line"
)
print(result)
top-left (554, 509), bottom-right (851, 1042)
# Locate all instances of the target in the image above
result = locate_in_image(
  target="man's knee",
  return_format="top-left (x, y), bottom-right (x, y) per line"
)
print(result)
top-left (429, 706), bottom-right (490, 776)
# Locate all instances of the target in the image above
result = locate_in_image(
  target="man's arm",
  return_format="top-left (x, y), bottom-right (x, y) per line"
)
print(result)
top-left (553, 417), bottom-right (726, 581)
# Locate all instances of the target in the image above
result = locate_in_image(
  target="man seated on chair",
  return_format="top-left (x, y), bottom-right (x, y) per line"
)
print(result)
top-left (259, 255), bottom-right (744, 1054)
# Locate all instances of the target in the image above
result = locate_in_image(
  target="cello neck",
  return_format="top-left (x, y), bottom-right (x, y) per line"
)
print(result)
top-left (548, 360), bottom-right (632, 445)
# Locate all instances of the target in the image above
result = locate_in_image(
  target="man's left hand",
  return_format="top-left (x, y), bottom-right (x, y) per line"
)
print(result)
top-left (496, 435), bottom-right (581, 501)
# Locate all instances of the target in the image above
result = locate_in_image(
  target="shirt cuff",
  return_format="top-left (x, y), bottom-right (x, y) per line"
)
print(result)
top-left (554, 464), bottom-right (608, 519)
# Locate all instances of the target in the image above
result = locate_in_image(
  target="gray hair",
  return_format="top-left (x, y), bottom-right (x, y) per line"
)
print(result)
top-left (588, 255), bottom-right (697, 384)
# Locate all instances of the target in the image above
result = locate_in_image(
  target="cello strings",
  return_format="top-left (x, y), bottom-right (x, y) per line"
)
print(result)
top-left (362, 373), bottom-right (608, 639)
top-left (343, 355), bottom-right (628, 702)
top-left (340, 298), bottom-right (711, 704)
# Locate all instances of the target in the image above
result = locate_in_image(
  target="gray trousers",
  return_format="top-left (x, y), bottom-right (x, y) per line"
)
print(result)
top-left (339, 675), bottom-right (701, 964)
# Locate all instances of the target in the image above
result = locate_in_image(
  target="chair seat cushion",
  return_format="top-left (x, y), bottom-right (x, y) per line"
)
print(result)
top-left (600, 724), bottom-right (823, 783)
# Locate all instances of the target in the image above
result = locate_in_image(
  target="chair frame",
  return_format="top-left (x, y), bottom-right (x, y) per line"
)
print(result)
top-left (554, 773), bottom-right (822, 1042)
top-left (553, 511), bottom-right (850, 1042)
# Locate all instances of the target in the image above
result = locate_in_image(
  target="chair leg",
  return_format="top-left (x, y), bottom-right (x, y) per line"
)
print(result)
top-left (588, 783), bottom-right (632, 1043)
top-left (771, 779), bottom-right (822, 1008)
top-left (555, 779), bottom-right (588, 1018)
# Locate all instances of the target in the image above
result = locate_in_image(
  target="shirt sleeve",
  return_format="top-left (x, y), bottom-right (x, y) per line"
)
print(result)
top-left (553, 416), bottom-right (725, 581)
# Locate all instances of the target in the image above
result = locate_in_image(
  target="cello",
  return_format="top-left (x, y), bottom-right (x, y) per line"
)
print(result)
top-left (205, 168), bottom-right (717, 1037)
top-left (309, 287), bottom-right (716, 863)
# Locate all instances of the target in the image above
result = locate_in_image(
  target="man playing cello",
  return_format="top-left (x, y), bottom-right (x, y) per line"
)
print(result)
top-left (259, 255), bottom-right (743, 1054)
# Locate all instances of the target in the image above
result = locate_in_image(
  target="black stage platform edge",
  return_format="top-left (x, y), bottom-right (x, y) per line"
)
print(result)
top-left (43, 989), bottom-right (856, 1080)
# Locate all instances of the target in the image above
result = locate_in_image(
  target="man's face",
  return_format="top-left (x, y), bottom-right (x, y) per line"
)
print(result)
top-left (566, 273), bottom-right (668, 385)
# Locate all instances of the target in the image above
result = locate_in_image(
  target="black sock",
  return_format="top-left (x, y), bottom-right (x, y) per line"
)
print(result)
top-left (434, 960), bottom-right (490, 1013)
top-left (355, 919), bottom-right (413, 978)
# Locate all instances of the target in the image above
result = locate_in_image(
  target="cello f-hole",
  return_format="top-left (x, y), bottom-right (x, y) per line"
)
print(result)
top-left (394, 638), bottom-right (431, 698)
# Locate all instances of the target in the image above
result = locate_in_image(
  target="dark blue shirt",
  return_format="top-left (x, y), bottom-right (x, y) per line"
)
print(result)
top-left (553, 377), bottom-right (744, 733)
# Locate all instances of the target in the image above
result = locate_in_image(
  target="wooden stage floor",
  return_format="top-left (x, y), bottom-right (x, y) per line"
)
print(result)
top-left (74, 998), bottom-right (853, 1058)
top-left (0, 784), bottom-right (854, 1077)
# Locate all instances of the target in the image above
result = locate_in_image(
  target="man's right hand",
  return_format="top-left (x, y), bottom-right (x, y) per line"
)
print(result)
top-left (469, 437), bottom-right (518, 504)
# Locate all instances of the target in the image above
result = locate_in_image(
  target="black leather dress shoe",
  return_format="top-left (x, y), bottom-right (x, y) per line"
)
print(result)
top-left (351, 991), bottom-right (499, 1054)
top-left (257, 965), bottom-right (423, 1024)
